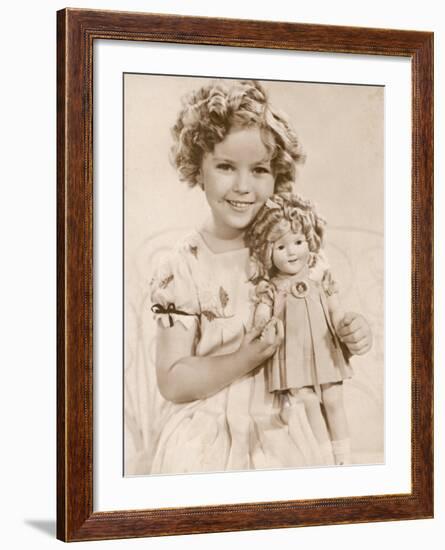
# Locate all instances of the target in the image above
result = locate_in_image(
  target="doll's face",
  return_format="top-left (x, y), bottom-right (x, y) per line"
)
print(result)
top-left (199, 126), bottom-right (275, 239)
top-left (272, 230), bottom-right (310, 276)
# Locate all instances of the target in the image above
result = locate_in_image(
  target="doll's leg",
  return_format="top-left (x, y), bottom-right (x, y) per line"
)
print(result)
top-left (296, 387), bottom-right (334, 464)
top-left (278, 390), bottom-right (328, 465)
top-left (321, 382), bottom-right (351, 465)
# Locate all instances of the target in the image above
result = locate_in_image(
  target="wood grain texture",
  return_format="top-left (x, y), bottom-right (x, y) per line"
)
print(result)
top-left (56, 8), bottom-right (67, 541)
top-left (57, 8), bottom-right (434, 542)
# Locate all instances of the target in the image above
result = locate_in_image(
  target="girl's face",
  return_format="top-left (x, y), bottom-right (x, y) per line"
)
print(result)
top-left (272, 230), bottom-right (310, 276)
top-left (199, 126), bottom-right (275, 239)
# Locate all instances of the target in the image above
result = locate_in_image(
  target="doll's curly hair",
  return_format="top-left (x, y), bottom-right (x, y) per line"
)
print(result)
top-left (245, 193), bottom-right (326, 280)
top-left (171, 80), bottom-right (304, 192)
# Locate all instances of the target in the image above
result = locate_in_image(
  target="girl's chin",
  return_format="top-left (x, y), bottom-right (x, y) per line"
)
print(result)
top-left (211, 206), bottom-right (260, 235)
top-left (211, 219), bottom-right (248, 239)
top-left (222, 213), bottom-right (256, 230)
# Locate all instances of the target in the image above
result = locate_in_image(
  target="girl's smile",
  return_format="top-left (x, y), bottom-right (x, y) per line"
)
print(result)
top-left (225, 199), bottom-right (254, 212)
top-left (199, 126), bottom-right (275, 240)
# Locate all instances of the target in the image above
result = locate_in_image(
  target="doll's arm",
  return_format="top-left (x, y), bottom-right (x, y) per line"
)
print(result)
top-left (327, 293), bottom-right (346, 332)
top-left (326, 286), bottom-right (373, 355)
top-left (324, 275), bottom-right (372, 354)
top-left (321, 267), bottom-right (372, 355)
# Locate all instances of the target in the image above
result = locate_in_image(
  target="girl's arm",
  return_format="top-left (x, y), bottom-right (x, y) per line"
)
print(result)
top-left (155, 320), bottom-right (280, 403)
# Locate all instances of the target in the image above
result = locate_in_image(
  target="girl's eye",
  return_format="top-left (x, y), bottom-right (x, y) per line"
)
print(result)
top-left (253, 166), bottom-right (270, 175)
top-left (216, 163), bottom-right (233, 171)
top-left (277, 245), bottom-right (285, 250)
top-left (295, 240), bottom-right (303, 245)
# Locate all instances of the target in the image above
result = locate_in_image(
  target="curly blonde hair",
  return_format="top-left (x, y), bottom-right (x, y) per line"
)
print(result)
top-left (245, 193), bottom-right (326, 280)
top-left (171, 80), bottom-right (304, 192)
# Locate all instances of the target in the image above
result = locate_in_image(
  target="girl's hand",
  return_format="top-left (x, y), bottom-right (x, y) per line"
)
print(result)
top-left (337, 312), bottom-right (372, 355)
top-left (238, 321), bottom-right (283, 370)
top-left (260, 317), bottom-right (283, 345)
top-left (254, 302), bottom-right (273, 330)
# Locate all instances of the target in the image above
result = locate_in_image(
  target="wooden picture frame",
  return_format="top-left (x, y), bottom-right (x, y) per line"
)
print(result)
top-left (57, 8), bottom-right (433, 542)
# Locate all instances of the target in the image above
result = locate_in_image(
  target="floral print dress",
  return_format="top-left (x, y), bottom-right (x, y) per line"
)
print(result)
top-left (149, 230), bottom-right (328, 474)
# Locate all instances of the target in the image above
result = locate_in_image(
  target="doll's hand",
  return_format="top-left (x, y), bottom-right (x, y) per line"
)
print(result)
top-left (337, 312), bottom-right (372, 355)
top-left (238, 322), bottom-right (283, 370)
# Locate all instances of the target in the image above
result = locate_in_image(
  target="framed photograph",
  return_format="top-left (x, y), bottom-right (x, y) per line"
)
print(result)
top-left (57, 8), bottom-right (433, 542)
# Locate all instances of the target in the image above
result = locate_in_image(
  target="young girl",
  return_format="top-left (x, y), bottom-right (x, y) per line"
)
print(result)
top-left (246, 192), bottom-right (355, 465)
top-left (149, 80), bottom-right (371, 474)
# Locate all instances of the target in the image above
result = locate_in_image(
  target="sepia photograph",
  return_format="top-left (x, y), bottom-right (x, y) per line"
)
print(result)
top-left (123, 74), bottom-right (384, 477)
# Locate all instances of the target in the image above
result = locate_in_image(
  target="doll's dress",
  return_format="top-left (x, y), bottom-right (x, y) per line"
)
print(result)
top-left (256, 263), bottom-right (352, 394)
top-left (149, 231), bottom-right (328, 474)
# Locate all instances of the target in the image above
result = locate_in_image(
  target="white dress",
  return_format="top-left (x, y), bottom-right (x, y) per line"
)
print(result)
top-left (150, 230), bottom-right (327, 474)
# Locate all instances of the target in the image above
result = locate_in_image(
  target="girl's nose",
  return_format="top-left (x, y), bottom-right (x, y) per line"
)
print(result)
top-left (233, 170), bottom-right (251, 193)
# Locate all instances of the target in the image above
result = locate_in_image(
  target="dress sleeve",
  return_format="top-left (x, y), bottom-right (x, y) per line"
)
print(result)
top-left (321, 268), bottom-right (340, 297)
top-left (150, 249), bottom-right (200, 330)
top-left (308, 251), bottom-right (339, 295)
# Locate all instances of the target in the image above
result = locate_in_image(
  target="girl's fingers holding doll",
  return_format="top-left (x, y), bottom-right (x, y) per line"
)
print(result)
top-left (259, 318), bottom-right (284, 346)
top-left (244, 325), bottom-right (264, 344)
top-left (238, 327), bottom-right (276, 370)
top-left (259, 342), bottom-right (280, 361)
top-left (260, 324), bottom-right (275, 345)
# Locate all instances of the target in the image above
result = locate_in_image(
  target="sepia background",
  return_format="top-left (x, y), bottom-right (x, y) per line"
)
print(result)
top-left (124, 74), bottom-right (384, 475)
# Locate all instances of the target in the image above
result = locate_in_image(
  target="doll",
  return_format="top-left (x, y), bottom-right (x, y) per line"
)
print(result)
top-left (245, 193), bottom-right (354, 465)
